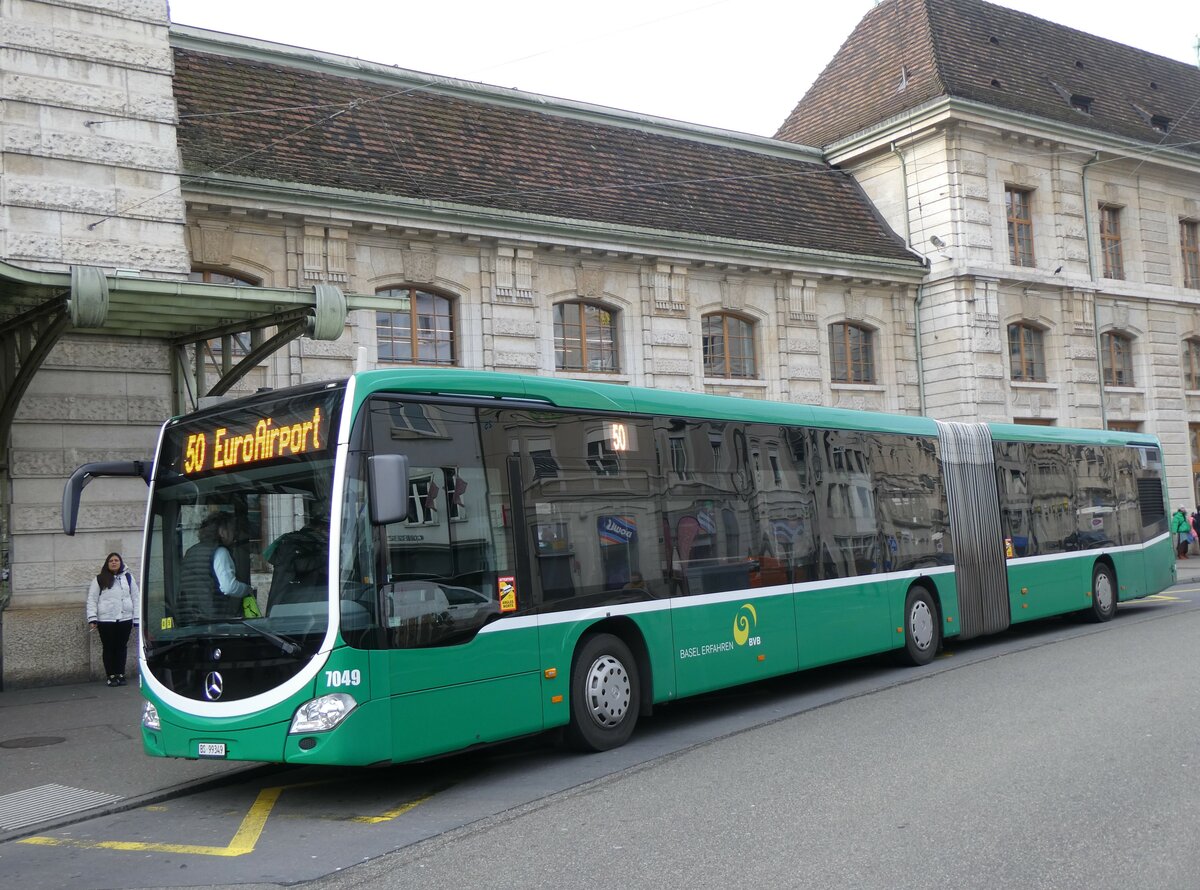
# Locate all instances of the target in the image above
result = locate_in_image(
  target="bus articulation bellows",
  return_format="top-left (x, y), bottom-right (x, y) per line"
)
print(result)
top-left (63, 369), bottom-right (1175, 765)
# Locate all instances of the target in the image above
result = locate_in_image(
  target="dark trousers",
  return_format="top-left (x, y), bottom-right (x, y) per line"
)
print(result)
top-left (96, 620), bottom-right (133, 676)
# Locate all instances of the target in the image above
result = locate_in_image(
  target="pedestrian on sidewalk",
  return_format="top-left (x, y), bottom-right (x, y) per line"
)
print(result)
top-left (86, 552), bottom-right (139, 686)
top-left (1171, 507), bottom-right (1191, 560)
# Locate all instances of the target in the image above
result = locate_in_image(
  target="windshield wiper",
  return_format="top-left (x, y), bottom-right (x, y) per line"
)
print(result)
top-left (237, 619), bottom-right (302, 657)
top-left (144, 637), bottom-right (199, 660)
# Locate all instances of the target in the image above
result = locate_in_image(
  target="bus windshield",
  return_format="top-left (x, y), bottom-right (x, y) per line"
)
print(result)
top-left (142, 384), bottom-right (344, 702)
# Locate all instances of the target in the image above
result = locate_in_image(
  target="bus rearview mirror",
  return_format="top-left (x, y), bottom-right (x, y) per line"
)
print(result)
top-left (367, 454), bottom-right (410, 525)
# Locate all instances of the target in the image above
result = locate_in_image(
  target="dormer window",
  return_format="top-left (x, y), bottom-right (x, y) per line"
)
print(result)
top-left (1070, 94), bottom-right (1092, 114)
top-left (1151, 115), bottom-right (1171, 133)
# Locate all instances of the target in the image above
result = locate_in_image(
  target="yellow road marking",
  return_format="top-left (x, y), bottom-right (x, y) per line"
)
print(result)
top-left (350, 791), bottom-right (435, 824)
top-left (1143, 594), bottom-right (1186, 601)
top-left (18, 780), bottom-right (435, 857)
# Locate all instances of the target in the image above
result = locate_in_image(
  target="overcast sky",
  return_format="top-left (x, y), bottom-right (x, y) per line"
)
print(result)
top-left (167, 0), bottom-right (1198, 137)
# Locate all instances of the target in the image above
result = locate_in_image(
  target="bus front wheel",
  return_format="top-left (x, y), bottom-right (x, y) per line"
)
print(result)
top-left (1087, 563), bottom-right (1117, 623)
top-left (565, 633), bottom-right (640, 752)
top-left (897, 585), bottom-right (940, 666)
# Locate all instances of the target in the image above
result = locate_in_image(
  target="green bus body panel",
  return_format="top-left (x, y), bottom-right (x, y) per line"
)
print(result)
top-left (1007, 558), bottom-right (1088, 621)
top-left (378, 624), bottom-right (541, 697)
top-left (369, 624), bottom-right (542, 763)
top-left (1142, 537), bottom-right (1177, 593)
top-left (794, 579), bottom-right (893, 670)
top-left (933, 573), bottom-right (962, 638)
top-left (1004, 543), bottom-right (1171, 625)
top-left (145, 709), bottom-right (292, 762)
top-left (384, 671), bottom-right (545, 763)
top-left (282, 698), bottom-right (392, 766)
top-left (672, 592), bottom-right (800, 698)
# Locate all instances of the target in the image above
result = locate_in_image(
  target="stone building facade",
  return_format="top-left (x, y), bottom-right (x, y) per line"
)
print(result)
top-left (7, 0), bottom-right (1191, 688)
top-left (776, 0), bottom-right (1200, 508)
top-left (1, 1), bottom-right (923, 685)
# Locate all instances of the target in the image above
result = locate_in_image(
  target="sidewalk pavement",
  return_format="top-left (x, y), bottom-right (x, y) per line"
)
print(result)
top-left (1175, 552), bottom-right (1200, 584)
top-left (1, 556), bottom-right (1196, 845)
top-left (0, 677), bottom-right (271, 845)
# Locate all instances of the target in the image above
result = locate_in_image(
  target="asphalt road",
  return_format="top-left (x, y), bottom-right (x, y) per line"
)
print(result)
top-left (3, 586), bottom-right (1197, 890)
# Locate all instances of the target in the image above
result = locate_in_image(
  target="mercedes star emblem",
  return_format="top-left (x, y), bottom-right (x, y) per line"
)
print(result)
top-left (204, 671), bottom-right (224, 701)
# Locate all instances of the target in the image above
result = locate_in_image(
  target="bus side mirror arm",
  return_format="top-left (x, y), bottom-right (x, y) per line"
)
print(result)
top-left (62, 460), bottom-right (153, 536)
top-left (367, 454), bottom-right (409, 526)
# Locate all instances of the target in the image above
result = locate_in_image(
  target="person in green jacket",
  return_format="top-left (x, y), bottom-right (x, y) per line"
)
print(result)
top-left (1171, 506), bottom-right (1191, 559)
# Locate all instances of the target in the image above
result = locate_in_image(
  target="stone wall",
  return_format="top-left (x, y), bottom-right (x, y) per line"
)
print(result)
top-left (841, 121), bottom-right (1200, 509)
top-left (2, 0), bottom-right (186, 687)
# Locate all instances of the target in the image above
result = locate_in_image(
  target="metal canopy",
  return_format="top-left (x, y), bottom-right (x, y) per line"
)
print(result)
top-left (2, 266), bottom-right (330, 338)
top-left (0, 261), bottom-right (379, 471)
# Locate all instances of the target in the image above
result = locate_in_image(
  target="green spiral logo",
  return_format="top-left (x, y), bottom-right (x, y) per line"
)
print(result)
top-left (733, 603), bottom-right (757, 646)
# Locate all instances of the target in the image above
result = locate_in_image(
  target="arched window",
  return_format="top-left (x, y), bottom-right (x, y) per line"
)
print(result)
top-left (376, 287), bottom-right (456, 365)
top-left (554, 301), bottom-right (618, 372)
top-left (1101, 332), bottom-right (1134, 387)
top-left (1184, 339), bottom-right (1200, 390)
top-left (829, 322), bottom-right (875, 384)
top-left (1007, 322), bottom-right (1047, 382)
top-left (702, 313), bottom-right (756, 378)
top-left (188, 270), bottom-right (260, 355)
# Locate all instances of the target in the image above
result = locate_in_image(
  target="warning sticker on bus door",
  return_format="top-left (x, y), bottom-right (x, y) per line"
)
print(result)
top-left (498, 576), bottom-right (517, 613)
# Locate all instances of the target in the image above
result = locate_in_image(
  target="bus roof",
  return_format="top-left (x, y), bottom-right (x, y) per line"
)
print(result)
top-left (347, 369), bottom-right (1158, 447)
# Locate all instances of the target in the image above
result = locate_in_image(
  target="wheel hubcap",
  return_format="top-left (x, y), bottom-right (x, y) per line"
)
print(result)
top-left (1095, 573), bottom-right (1114, 612)
top-left (584, 654), bottom-right (631, 728)
top-left (910, 600), bottom-right (934, 651)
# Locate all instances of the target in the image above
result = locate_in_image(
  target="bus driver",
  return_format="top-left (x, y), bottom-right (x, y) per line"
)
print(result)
top-left (177, 513), bottom-right (255, 624)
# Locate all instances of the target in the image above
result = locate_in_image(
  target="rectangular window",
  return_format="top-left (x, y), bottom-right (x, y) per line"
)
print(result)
top-left (1102, 333), bottom-right (1134, 387)
top-left (1182, 220), bottom-right (1200, 289)
top-left (1100, 205), bottom-right (1125, 280)
top-left (1006, 187), bottom-right (1035, 267)
top-left (1008, 324), bottom-right (1046, 382)
top-left (829, 323), bottom-right (876, 384)
top-left (1191, 424), bottom-right (1200, 507)
top-left (1185, 340), bottom-right (1200, 390)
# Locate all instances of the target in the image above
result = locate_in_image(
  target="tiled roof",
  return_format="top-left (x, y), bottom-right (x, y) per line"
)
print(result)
top-left (776, 0), bottom-right (1200, 155)
top-left (170, 46), bottom-right (917, 265)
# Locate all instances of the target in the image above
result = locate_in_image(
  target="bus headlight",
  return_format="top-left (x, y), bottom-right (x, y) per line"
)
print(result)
top-left (290, 693), bottom-right (357, 733)
top-left (142, 701), bottom-right (161, 731)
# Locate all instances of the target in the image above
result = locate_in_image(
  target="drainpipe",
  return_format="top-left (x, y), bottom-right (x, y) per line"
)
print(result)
top-left (1081, 151), bottom-right (1107, 430)
top-left (893, 142), bottom-right (929, 416)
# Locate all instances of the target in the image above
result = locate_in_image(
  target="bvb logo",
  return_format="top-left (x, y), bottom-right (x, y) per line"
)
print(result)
top-left (732, 603), bottom-right (757, 646)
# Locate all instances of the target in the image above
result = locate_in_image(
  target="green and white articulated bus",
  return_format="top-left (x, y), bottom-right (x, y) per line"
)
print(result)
top-left (63, 370), bottom-right (1174, 765)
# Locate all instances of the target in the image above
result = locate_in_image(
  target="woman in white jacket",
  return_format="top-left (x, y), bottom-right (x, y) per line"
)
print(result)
top-left (86, 552), bottom-right (139, 686)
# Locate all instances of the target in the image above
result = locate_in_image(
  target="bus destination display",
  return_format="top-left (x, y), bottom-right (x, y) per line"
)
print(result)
top-left (179, 405), bottom-right (330, 476)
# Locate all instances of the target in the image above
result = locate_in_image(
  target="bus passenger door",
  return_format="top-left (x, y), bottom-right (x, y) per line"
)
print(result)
top-left (360, 398), bottom-right (543, 762)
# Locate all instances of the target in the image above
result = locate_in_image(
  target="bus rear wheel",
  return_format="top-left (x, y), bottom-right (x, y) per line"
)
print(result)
top-left (1086, 563), bottom-right (1117, 623)
top-left (896, 585), bottom-right (940, 666)
top-left (565, 633), bottom-right (640, 752)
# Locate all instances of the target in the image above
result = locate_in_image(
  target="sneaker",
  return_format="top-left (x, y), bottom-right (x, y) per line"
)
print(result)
top-left (106, 676), bottom-right (116, 687)
top-left (116, 674), bottom-right (126, 686)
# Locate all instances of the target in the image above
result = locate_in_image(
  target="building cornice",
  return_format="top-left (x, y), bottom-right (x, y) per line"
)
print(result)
top-left (181, 173), bottom-right (927, 281)
top-left (823, 97), bottom-right (1200, 176)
